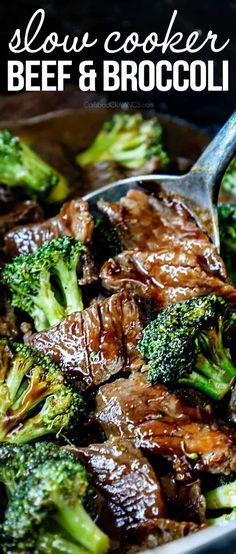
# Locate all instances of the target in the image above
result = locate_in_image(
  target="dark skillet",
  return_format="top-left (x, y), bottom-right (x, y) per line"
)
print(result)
top-left (1, 89), bottom-right (234, 220)
top-left (0, 88), bottom-right (210, 205)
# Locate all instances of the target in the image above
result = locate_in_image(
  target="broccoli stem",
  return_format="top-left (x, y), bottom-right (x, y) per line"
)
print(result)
top-left (179, 354), bottom-right (236, 400)
top-left (47, 176), bottom-right (69, 204)
top-left (5, 407), bottom-right (60, 444)
top-left (76, 113), bottom-right (169, 170)
top-left (37, 532), bottom-right (90, 554)
top-left (54, 497), bottom-right (109, 554)
top-left (0, 354), bottom-right (36, 440)
top-left (0, 367), bottom-right (62, 441)
top-left (31, 305), bottom-right (50, 332)
top-left (77, 121), bottom-right (122, 167)
top-left (53, 259), bottom-right (83, 315)
top-left (35, 272), bottom-right (65, 329)
top-left (0, 410), bottom-right (45, 444)
top-left (0, 466), bottom-right (16, 495)
top-left (179, 371), bottom-right (230, 400)
top-left (205, 481), bottom-right (236, 510)
top-left (199, 323), bottom-right (236, 373)
top-left (2, 139), bottom-right (69, 203)
top-left (6, 424), bottom-right (49, 444)
top-left (207, 509), bottom-right (236, 526)
top-left (5, 354), bottom-right (32, 403)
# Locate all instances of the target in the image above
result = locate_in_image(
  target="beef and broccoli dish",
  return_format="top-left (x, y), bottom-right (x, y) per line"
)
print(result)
top-left (0, 111), bottom-right (236, 553)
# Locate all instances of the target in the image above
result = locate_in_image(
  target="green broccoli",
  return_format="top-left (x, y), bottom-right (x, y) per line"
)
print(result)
top-left (205, 478), bottom-right (236, 526)
top-left (221, 157), bottom-right (236, 196)
top-left (218, 204), bottom-right (236, 253)
top-left (218, 204), bottom-right (236, 286)
top-left (93, 215), bottom-right (121, 264)
top-left (0, 442), bottom-right (60, 496)
top-left (0, 339), bottom-right (84, 444)
top-left (76, 112), bottom-right (169, 170)
top-left (1, 236), bottom-right (86, 331)
top-left (0, 129), bottom-right (69, 203)
top-left (138, 294), bottom-right (236, 401)
top-left (0, 443), bottom-right (110, 554)
top-left (206, 479), bottom-right (236, 510)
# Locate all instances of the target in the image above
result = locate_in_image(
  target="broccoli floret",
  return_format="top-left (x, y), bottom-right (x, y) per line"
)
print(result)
top-left (221, 157), bottom-right (236, 196)
top-left (0, 442), bottom-right (60, 497)
top-left (205, 479), bottom-right (236, 526)
top-left (0, 444), bottom-right (110, 554)
top-left (0, 339), bottom-right (84, 444)
top-left (93, 215), bottom-right (121, 264)
top-left (209, 473), bottom-right (236, 491)
top-left (218, 204), bottom-right (236, 253)
top-left (0, 130), bottom-right (69, 203)
top-left (206, 479), bottom-right (236, 509)
top-left (218, 204), bottom-right (236, 286)
top-left (0, 442), bottom-right (62, 498)
top-left (1, 236), bottom-right (86, 331)
top-left (76, 112), bottom-right (169, 170)
top-left (138, 295), bottom-right (236, 401)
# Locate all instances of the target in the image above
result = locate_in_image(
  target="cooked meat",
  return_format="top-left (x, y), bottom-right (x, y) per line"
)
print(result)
top-left (78, 250), bottom-right (98, 285)
top-left (96, 373), bottom-right (210, 435)
top-left (84, 159), bottom-right (164, 191)
top-left (100, 241), bottom-right (236, 308)
top-left (75, 439), bottom-right (166, 529)
top-left (0, 292), bottom-right (19, 339)
top-left (160, 474), bottom-right (206, 523)
top-left (0, 200), bottom-right (44, 245)
top-left (74, 439), bottom-right (200, 546)
top-left (98, 189), bottom-right (236, 307)
top-left (96, 374), bottom-right (236, 475)
top-left (4, 198), bottom-right (94, 258)
top-left (84, 161), bottom-right (125, 190)
top-left (27, 292), bottom-right (145, 388)
top-left (97, 189), bottom-right (208, 251)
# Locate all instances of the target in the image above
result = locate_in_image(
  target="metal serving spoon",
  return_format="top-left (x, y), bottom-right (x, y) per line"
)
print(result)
top-left (84, 111), bottom-right (236, 250)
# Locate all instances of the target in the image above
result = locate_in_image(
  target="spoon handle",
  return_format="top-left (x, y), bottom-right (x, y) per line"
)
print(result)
top-left (190, 111), bottom-right (236, 202)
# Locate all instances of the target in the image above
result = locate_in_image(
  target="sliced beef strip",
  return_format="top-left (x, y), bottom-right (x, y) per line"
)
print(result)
top-left (99, 189), bottom-right (236, 307)
top-left (4, 198), bottom-right (94, 257)
top-left (75, 439), bottom-right (166, 529)
top-left (84, 158), bottom-right (165, 191)
top-left (74, 439), bottom-right (200, 547)
top-left (27, 292), bottom-right (145, 388)
top-left (96, 374), bottom-right (236, 475)
top-left (100, 241), bottom-right (236, 308)
top-left (0, 200), bottom-right (44, 245)
top-left (97, 189), bottom-right (210, 251)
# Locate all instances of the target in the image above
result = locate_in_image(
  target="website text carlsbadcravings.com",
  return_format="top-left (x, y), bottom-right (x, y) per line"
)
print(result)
top-left (7, 9), bottom-right (230, 92)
